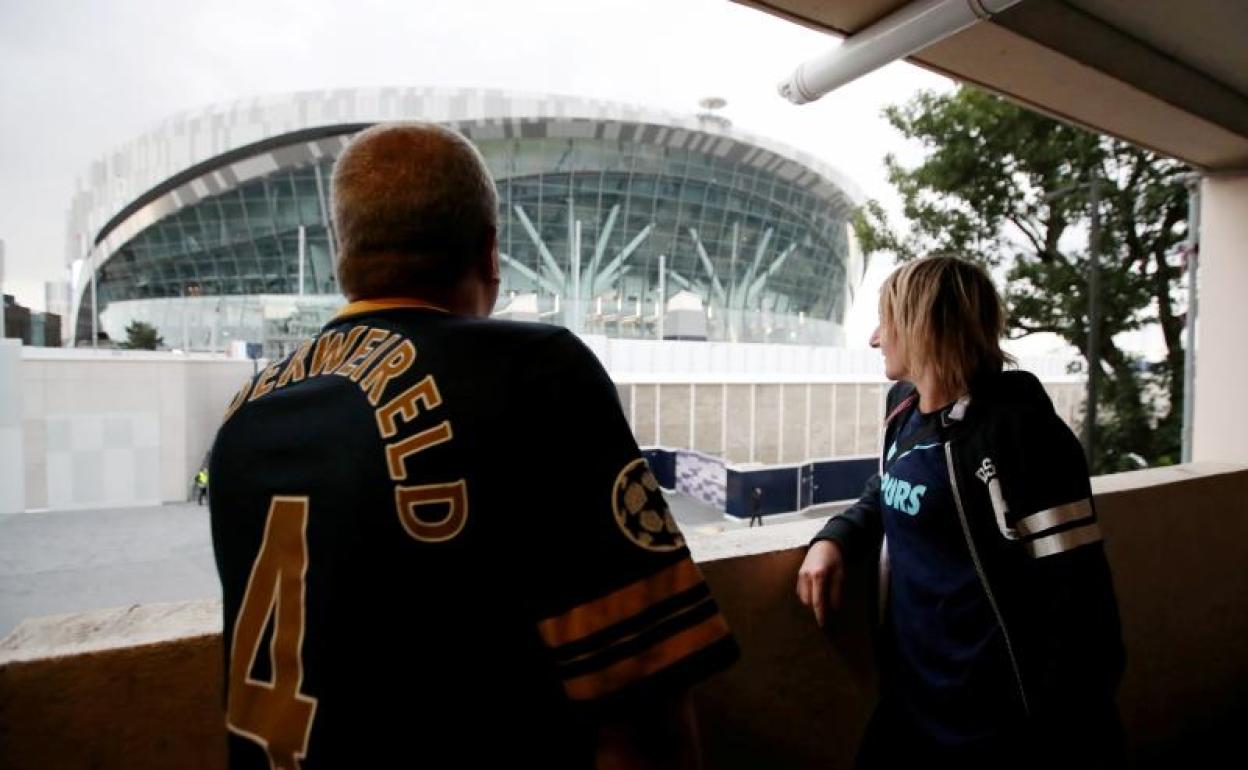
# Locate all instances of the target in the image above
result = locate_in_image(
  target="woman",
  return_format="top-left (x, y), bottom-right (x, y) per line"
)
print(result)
top-left (797, 257), bottom-right (1124, 769)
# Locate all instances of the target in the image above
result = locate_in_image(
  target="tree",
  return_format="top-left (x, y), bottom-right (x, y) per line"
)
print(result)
top-left (857, 86), bottom-right (1190, 473)
top-left (122, 320), bottom-right (164, 350)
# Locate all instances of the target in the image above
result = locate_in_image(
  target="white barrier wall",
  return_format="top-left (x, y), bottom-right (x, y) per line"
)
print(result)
top-left (592, 336), bottom-right (1083, 466)
top-left (586, 335), bottom-right (1079, 383)
top-left (9, 340), bottom-right (1080, 512)
top-left (0, 340), bottom-right (24, 514)
top-left (617, 380), bottom-right (1084, 466)
top-left (19, 349), bottom-right (253, 510)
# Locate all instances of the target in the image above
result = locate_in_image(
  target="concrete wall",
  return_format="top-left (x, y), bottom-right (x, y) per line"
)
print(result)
top-left (620, 380), bottom-right (1084, 465)
top-left (0, 602), bottom-right (223, 770)
top-left (1193, 174), bottom-right (1248, 463)
top-left (0, 340), bottom-right (24, 514)
top-left (697, 464), bottom-right (1248, 770)
top-left (18, 349), bottom-right (252, 510)
top-left (2, 464), bottom-right (1244, 769)
top-left (7, 337), bottom-right (1080, 511)
top-left (593, 336), bottom-right (1078, 384)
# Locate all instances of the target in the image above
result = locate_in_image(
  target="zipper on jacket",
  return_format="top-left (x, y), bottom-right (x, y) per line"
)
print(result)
top-left (945, 439), bottom-right (1031, 717)
top-left (876, 395), bottom-right (914, 624)
top-left (876, 410), bottom-right (891, 624)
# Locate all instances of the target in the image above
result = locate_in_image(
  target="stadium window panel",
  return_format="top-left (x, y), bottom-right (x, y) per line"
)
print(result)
top-left (273, 175), bottom-right (301, 230)
top-left (81, 106), bottom-right (858, 351)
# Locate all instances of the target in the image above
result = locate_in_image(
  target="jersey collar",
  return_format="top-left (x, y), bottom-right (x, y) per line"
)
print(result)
top-left (332, 297), bottom-right (451, 322)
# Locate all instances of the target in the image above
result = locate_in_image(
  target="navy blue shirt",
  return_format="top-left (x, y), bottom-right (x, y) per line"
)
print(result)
top-left (880, 405), bottom-right (1020, 744)
top-left (211, 304), bottom-right (737, 769)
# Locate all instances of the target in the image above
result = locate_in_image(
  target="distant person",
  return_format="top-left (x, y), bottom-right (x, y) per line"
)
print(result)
top-left (796, 257), bottom-right (1124, 769)
top-left (195, 468), bottom-right (209, 506)
top-left (748, 486), bottom-right (764, 527)
top-left (209, 122), bottom-right (737, 770)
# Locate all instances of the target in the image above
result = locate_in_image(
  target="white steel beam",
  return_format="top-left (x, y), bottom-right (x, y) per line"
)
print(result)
top-left (594, 224), bottom-right (653, 294)
top-left (688, 228), bottom-right (727, 305)
top-left (513, 204), bottom-right (565, 284)
top-left (499, 252), bottom-right (560, 295)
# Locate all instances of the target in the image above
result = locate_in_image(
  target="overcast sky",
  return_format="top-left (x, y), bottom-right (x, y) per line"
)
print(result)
top-left (0, 0), bottom-right (959, 344)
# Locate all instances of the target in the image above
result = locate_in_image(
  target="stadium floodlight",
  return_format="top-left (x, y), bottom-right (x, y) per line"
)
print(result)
top-left (777, 0), bottom-right (1023, 105)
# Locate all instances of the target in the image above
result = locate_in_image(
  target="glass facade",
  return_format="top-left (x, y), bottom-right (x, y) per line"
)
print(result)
top-left (87, 120), bottom-right (857, 356)
top-left (95, 162), bottom-right (338, 302)
top-left (485, 134), bottom-right (852, 345)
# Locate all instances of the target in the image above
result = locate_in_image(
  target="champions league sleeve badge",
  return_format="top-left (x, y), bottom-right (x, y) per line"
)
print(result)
top-left (611, 458), bottom-right (685, 552)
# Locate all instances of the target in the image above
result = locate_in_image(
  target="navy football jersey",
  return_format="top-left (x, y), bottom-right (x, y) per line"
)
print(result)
top-left (880, 406), bottom-right (1016, 743)
top-left (209, 299), bottom-right (737, 769)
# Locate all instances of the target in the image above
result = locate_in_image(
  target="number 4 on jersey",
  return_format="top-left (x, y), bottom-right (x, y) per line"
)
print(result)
top-left (227, 496), bottom-right (318, 770)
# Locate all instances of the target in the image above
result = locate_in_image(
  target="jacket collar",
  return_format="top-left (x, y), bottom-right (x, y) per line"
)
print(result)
top-left (942, 393), bottom-right (973, 427)
top-left (885, 384), bottom-right (972, 430)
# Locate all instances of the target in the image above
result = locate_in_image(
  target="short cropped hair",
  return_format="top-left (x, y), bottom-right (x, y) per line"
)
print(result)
top-left (331, 122), bottom-right (498, 300)
top-left (880, 256), bottom-right (1014, 395)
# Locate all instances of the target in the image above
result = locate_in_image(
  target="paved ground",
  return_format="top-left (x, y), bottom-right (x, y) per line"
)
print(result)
top-left (0, 494), bottom-right (844, 639)
top-left (0, 502), bottom-right (218, 638)
top-left (667, 491), bottom-right (845, 534)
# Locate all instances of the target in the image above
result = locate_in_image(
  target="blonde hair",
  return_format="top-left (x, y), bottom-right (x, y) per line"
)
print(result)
top-left (332, 122), bottom-right (498, 300)
top-left (879, 256), bottom-right (1013, 395)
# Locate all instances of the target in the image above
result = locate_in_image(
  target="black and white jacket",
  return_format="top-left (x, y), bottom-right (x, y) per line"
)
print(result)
top-left (814, 370), bottom-right (1125, 757)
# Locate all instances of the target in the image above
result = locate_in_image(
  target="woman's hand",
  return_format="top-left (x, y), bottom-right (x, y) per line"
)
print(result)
top-left (796, 539), bottom-right (845, 627)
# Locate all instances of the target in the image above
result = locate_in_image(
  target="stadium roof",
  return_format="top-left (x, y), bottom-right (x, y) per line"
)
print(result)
top-left (67, 87), bottom-right (863, 269)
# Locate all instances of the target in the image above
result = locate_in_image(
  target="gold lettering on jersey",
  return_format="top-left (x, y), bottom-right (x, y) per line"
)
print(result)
top-left (346, 333), bottom-right (401, 383)
top-left (275, 339), bottom-right (313, 389)
top-left (270, 327), bottom-right (463, 545)
top-left (310, 326), bottom-right (366, 377)
top-left (359, 339), bottom-right (417, 406)
top-left (335, 328), bottom-right (393, 380)
top-left (223, 378), bottom-right (253, 421)
top-left (375, 376), bottom-right (443, 439)
top-left (226, 496), bottom-right (318, 767)
top-left (394, 480), bottom-right (468, 543)
top-left (249, 361), bottom-right (282, 401)
top-left (385, 421), bottom-right (453, 480)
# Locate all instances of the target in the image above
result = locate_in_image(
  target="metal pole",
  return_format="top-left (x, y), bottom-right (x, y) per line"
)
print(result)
top-left (90, 252), bottom-right (98, 348)
top-left (297, 225), bottom-right (306, 296)
top-left (571, 220), bottom-right (582, 334)
top-left (568, 195), bottom-right (578, 333)
top-left (657, 253), bottom-right (666, 340)
top-left (0, 248), bottom-right (6, 340)
top-left (211, 299), bottom-right (220, 354)
top-left (1085, 174), bottom-right (1101, 466)
top-left (1181, 175), bottom-right (1201, 463)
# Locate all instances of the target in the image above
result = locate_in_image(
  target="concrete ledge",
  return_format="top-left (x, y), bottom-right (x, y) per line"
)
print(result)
top-left (1091, 460), bottom-right (1248, 494)
top-left (0, 600), bottom-right (221, 666)
top-left (2, 464), bottom-right (1246, 769)
top-left (0, 602), bottom-right (225, 770)
top-left (1090, 463), bottom-right (1248, 768)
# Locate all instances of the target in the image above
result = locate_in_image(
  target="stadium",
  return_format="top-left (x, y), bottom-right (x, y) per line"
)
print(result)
top-left (65, 88), bottom-right (865, 356)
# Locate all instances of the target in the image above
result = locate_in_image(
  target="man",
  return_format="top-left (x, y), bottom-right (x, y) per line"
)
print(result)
top-left (210, 122), bottom-right (738, 770)
top-left (195, 467), bottom-right (208, 506)
top-left (748, 487), bottom-right (763, 527)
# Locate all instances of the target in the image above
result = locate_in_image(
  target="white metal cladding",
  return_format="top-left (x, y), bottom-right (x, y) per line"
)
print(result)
top-left (66, 87), bottom-right (863, 267)
top-left (66, 89), bottom-right (866, 343)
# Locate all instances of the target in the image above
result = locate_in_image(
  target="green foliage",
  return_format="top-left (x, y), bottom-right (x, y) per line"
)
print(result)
top-left (859, 86), bottom-right (1191, 473)
top-left (121, 320), bottom-right (164, 351)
